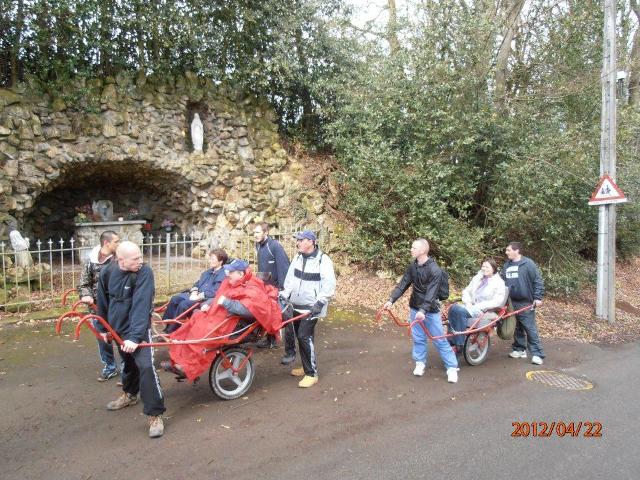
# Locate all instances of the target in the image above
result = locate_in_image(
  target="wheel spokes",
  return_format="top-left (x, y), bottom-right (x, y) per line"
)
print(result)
top-left (216, 368), bottom-right (233, 381)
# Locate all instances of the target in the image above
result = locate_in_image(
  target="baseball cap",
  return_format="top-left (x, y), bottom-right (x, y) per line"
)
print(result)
top-left (293, 230), bottom-right (317, 241)
top-left (223, 259), bottom-right (249, 272)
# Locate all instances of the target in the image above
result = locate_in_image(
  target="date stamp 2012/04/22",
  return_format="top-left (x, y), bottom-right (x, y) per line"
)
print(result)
top-left (511, 421), bottom-right (602, 438)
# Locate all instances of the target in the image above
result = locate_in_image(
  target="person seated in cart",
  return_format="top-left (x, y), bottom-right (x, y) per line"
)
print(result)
top-left (447, 258), bottom-right (506, 351)
top-left (162, 259), bottom-right (282, 381)
top-left (161, 248), bottom-right (229, 333)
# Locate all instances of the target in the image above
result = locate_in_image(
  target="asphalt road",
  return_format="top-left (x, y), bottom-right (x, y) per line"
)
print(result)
top-left (0, 312), bottom-right (638, 480)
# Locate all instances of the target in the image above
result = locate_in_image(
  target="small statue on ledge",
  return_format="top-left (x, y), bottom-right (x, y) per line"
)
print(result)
top-left (92, 200), bottom-right (114, 221)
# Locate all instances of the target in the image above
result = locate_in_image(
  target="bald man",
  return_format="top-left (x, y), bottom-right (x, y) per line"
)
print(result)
top-left (384, 239), bottom-right (459, 383)
top-left (96, 241), bottom-right (166, 438)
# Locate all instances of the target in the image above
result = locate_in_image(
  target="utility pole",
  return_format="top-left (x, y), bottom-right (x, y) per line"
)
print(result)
top-left (596, 0), bottom-right (617, 323)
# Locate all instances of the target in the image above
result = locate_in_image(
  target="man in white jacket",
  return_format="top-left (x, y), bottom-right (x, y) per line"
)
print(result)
top-left (280, 230), bottom-right (336, 388)
top-left (447, 259), bottom-right (506, 351)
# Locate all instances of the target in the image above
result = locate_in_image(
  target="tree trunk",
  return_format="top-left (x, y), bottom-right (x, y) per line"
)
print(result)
top-left (629, 0), bottom-right (640, 106)
top-left (10, 0), bottom-right (24, 87)
top-left (387, 0), bottom-right (400, 55)
top-left (98, 1), bottom-right (112, 75)
top-left (134, 0), bottom-right (146, 69)
top-left (493, 0), bottom-right (525, 109)
top-left (295, 26), bottom-right (314, 139)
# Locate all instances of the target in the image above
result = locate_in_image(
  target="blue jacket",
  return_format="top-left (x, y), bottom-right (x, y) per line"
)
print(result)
top-left (96, 263), bottom-right (155, 343)
top-left (255, 237), bottom-right (290, 289)
top-left (193, 267), bottom-right (226, 299)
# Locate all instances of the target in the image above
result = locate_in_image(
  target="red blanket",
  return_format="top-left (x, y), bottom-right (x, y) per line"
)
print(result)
top-left (168, 268), bottom-right (282, 381)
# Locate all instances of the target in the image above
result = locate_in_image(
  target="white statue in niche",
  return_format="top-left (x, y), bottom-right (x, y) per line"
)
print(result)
top-left (9, 230), bottom-right (34, 267)
top-left (191, 113), bottom-right (204, 152)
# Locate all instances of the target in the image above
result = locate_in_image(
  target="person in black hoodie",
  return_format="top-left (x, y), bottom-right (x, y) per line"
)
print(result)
top-left (96, 241), bottom-right (166, 438)
top-left (384, 239), bottom-right (459, 383)
top-left (253, 222), bottom-right (293, 358)
top-left (501, 241), bottom-right (545, 365)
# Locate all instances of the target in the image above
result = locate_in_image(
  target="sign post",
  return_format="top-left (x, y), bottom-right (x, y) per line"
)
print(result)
top-left (589, 173), bottom-right (627, 324)
top-left (596, 0), bottom-right (619, 323)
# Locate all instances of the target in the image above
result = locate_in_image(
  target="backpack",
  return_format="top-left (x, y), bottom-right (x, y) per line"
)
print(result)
top-left (437, 267), bottom-right (449, 301)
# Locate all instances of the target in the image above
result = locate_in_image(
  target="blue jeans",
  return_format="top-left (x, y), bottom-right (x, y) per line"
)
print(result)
top-left (94, 319), bottom-right (119, 375)
top-left (409, 308), bottom-right (458, 369)
top-left (163, 293), bottom-right (199, 333)
top-left (512, 303), bottom-right (544, 358)
top-left (447, 303), bottom-right (471, 347)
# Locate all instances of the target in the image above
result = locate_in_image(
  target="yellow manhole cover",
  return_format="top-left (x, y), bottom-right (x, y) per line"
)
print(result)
top-left (526, 370), bottom-right (593, 391)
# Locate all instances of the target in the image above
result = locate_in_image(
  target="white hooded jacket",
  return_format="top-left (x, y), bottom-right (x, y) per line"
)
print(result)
top-left (461, 271), bottom-right (507, 315)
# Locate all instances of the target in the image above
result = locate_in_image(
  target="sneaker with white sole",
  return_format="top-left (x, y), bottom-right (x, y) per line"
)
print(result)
top-left (106, 392), bottom-right (138, 411)
top-left (509, 350), bottom-right (527, 359)
top-left (149, 415), bottom-right (164, 438)
top-left (413, 362), bottom-right (426, 377)
top-left (447, 367), bottom-right (459, 383)
top-left (97, 370), bottom-right (118, 382)
top-left (531, 355), bottom-right (544, 365)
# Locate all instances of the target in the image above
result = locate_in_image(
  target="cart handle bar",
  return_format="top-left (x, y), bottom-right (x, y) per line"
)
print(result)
top-left (376, 303), bottom-right (535, 340)
top-left (69, 310), bottom-right (312, 348)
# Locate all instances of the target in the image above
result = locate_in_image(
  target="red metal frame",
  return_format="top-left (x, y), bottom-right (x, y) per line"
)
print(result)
top-left (56, 299), bottom-right (310, 350)
top-left (375, 302), bottom-right (534, 341)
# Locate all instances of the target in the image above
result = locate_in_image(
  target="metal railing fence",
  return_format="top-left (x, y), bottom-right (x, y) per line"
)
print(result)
top-left (0, 225), bottom-right (329, 312)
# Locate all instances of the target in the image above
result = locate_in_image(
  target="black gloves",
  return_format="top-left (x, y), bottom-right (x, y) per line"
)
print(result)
top-left (309, 300), bottom-right (325, 317)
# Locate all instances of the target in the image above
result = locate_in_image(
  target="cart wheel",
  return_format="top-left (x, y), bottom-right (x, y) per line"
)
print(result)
top-left (209, 347), bottom-right (255, 400)
top-left (463, 331), bottom-right (491, 366)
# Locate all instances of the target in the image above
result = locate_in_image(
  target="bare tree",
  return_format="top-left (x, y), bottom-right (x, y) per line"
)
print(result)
top-left (494, 0), bottom-right (525, 109)
top-left (629, 0), bottom-right (640, 105)
top-left (10, 0), bottom-right (24, 87)
top-left (387, 0), bottom-right (400, 55)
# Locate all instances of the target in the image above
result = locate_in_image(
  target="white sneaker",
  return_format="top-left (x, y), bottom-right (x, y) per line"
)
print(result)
top-left (413, 362), bottom-right (426, 376)
top-left (509, 350), bottom-right (527, 359)
top-left (531, 355), bottom-right (544, 365)
top-left (447, 367), bottom-right (459, 383)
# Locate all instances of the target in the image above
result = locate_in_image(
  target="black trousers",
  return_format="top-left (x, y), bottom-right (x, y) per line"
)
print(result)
top-left (279, 323), bottom-right (296, 356)
top-left (118, 330), bottom-right (166, 416)
top-left (292, 312), bottom-right (319, 376)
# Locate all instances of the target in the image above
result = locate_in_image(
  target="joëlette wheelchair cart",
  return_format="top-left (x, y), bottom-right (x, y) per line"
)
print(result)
top-left (57, 288), bottom-right (305, 400)
top-left (375, 292), bottom-right (534, 366)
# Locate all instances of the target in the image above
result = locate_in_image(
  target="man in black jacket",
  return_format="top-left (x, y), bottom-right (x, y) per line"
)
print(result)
top-left (501, 241), bottom-right (545, 365)
top-left (96, 241), bottom-right (166, 438)
top-left (253, 222), bottom-right (294, 362)
top-left (384, 239), bottom-right (459, 383)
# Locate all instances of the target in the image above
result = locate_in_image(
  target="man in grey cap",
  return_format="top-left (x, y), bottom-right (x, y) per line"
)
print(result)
top-left (280, 230), bottom-right (336, 388)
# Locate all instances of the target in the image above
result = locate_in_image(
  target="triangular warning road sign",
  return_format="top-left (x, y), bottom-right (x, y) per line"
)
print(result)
top-left (589, 174), bottom-right (628, 205)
